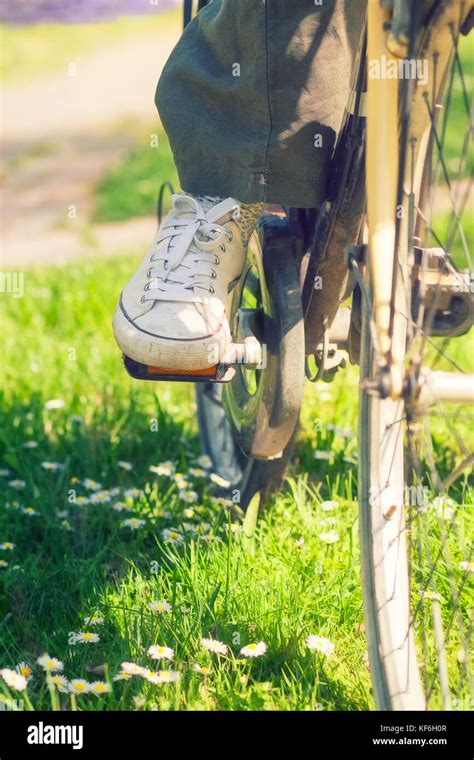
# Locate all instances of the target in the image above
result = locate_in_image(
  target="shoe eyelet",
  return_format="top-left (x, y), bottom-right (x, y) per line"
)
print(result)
top-left (214, 256), bottom-right (220, 265)
top-left (208, 286), bottom-right (215, 294)
top-left (226, 230), bottom-right (233, 242)
top-left (211, 269), bottom-right (217, 278)
top-left (147, 268), bottom-right (153, 277)
top-left (140, 295), bottom-right (147, 303)
top-left (220, 244), bottom-right (226, 252)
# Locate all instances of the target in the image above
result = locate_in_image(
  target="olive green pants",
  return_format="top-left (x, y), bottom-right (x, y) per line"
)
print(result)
top-left (156, 1), bottom-right (366, 208)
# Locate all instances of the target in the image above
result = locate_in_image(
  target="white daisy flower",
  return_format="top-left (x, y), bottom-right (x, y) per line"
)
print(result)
top-left (133, 695), bottom-right (146, 708)
top-left (459, 561), bottom-right (474, 573)
top-left (146, 670), bottom-right (180, 684)
top-left (0, 560), bottom-right (8, 569)
top-left (74, 496), bottom-right (90, 506)
top-left (336, 428), bottom-right (353, 438)
top-left (200, 533), bottom-right (222, 544)
top-left (343, 456), bottom-right (357, 465)
top-left (149, 461), bottom-right (175, 477)
top-left (419, 590), bottom-right (443, 602)
top-left (148, 601), bottom-right (172, 614)
top-left (41, 462), bottom-right (63, 472)
top-left (195, 455), bottom-right (212, 469)
top-left (119, 662), bottom-right (148, 677)
top-left (182, 522), bottom-right (198, 534)
top-left (112, 501), bottom-right (132, 512)
top-left (192, 663), bottom-right (212, 675)
top-left (72, 632), bottom-right (100, 644)
top-left (0, 542), bottom-right (15, 551)
top-left (153, 509), bottom-right (171, 519)
top-left (161, 528), bottom-right (183, 543)
top-left (319, 531), bottom-right (340, 544)
top-left (240, 641), bottom-right (267, 658)
top-left (1, 668), bottom-right (28, 691)
top-left (0, 469), bottom-right (11, 477)
top-left (37, 654), bottom-right (64, 672)
top-left (16, 662), bottom-right (32, 680)
top-left (90, 681), bottom-right (111, 695)
top-left (22, 507), bottom-right (38, 516)
top-left (200, 637), bottom-right (228, 655)
top-left (83, 615), bottom-right (104, 626)
top-left (183, 508), bottom-right (195, 519)
top-left (209, 473), bottom-right (231, 488)
top-left (82, 479), bottom-right (102, 491)
top-left (69, 679), bottom-right (91, 694)
top-left (210, 496), bottom-right (234, 508)
top-left (8, 480), bottom-right (26, 489)
top-left (179, 490), bottom-right (199, 504)
top-left (320, 500), bottom-right (339, 511)
top-left (113, 671), bottom-right (133, 681)
top-left (306, 635), bottom-right (335, 657)
top-left (314, 451), bottom-right (332, 461)
top-left (188, 468), bottom-right (207, 478)
top-left (89, 490), bottom-right (113, 505)
top-left (294, 537), bottom-right (305, 548)
top-left (49, 675), bottom-right (69, 693)
top-left (121, 518), bottom-right (146, 530)
top-left (433, 496), bottom-right (456, 521)
top-left (44, 399), bottom-right (65, 410)
top-left (118, 461), bottom-right (133, 471)
top-left (147, 645), bottom-right (174, 661)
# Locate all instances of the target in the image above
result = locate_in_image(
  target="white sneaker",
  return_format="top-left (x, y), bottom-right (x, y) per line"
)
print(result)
top-left (113, 194), bottom-right (247, 370)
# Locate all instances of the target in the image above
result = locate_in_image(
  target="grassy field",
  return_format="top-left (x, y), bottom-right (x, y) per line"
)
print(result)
top-left (93, 128), bottom-right (179, 223)
top-left (0, 11), bottom-right (471, 714)
top-left (0, 255), bottom-right (372, 711)
top-left (0, 10), bottom-right (181, 84)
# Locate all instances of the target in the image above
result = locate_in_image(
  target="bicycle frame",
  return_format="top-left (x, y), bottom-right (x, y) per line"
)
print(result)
top-left (366, 0), bottom-right (400, 389)
top-left (366, 0), bottom-right (474, 400)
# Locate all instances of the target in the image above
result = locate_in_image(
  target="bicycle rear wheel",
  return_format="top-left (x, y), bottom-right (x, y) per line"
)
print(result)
top-left (359, 1), bottom-right (473, 710)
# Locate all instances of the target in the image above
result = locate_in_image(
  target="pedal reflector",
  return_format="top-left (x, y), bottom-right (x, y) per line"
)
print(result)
top-left (123, 355), bottom-right (234, 383)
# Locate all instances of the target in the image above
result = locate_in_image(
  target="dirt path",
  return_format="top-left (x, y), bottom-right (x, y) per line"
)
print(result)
top-left (1, 16), bottom-right (181, 269)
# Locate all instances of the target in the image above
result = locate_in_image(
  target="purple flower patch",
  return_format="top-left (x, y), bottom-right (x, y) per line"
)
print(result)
top-left (1, 0), bottom-right (181, 25)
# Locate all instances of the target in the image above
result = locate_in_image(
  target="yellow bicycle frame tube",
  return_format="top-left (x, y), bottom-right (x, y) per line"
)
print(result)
top-left (366, 0), bottom-right (400, 394)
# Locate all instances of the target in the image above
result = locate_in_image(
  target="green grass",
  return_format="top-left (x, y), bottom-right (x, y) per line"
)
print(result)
top-left (93, 129), bottom-right (179, 222)
top-left (0, 244), bottom-right (472, 712)
top-left (0, 255), bottom-right (371, 711)
top-left (0, 15), bottom-right (472, 713)
top-left (0, 10), bottom-right (181, 84)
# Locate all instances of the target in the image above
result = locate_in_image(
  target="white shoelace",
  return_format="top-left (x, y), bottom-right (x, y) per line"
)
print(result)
top-left (142, 194), bottom-right (240, 304)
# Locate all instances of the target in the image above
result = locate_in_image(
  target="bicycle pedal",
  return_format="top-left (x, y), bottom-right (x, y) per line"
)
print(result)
top-left (123, 333), bottom-right (263, 383)
top-left (123, 355), bottom-right (235, 383)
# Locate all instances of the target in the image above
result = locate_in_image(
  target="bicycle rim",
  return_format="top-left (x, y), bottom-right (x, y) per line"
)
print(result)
top-left (360, 1), bottom-right (473, 710)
